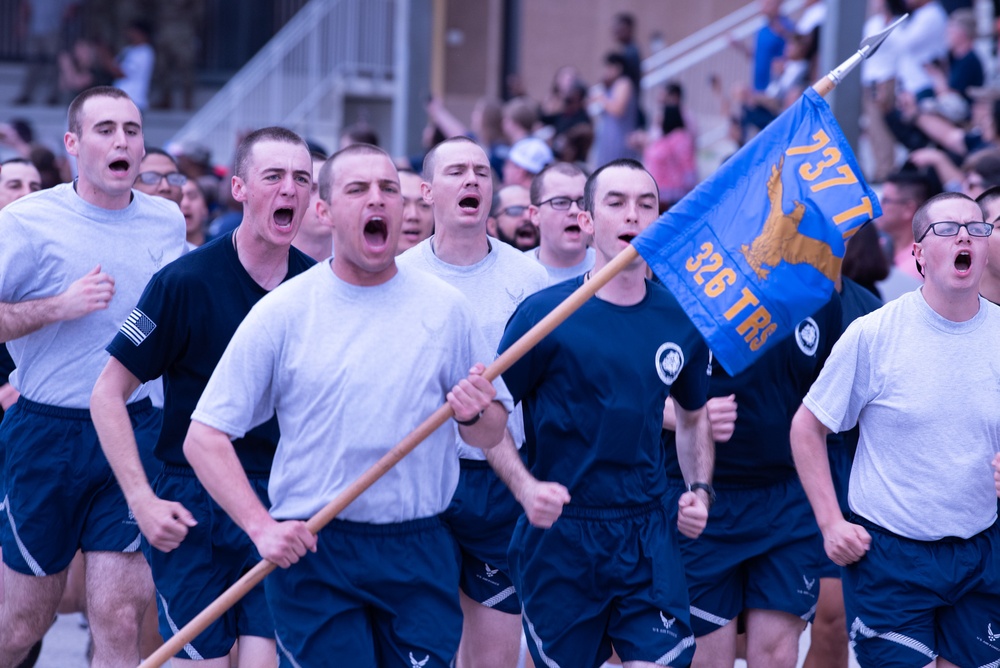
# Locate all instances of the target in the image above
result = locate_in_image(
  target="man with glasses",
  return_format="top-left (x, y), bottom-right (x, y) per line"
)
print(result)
top-left (133, 148), bottom-right (187, 206)
top-left (526, 161), bottom-right (595, 285)
top-left (792, 192), bottom-right (1000, 667)
top-left (487, 184), bottom-right (539, 251)
top-left (398, 137), bottom-right (548, 668)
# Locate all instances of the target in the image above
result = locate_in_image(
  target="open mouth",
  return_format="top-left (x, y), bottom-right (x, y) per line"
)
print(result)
top-left (273, 208), bottom-right (294, 228)
top-left (516, 223), bottom-right (538, 242)
top-left (955, 250), bottom-right (972, 272)
top-left (565, 224), bottom-right (581, 234)
top-left (109, 159), bottom-right (130, 175)
top-left (364, 216), bottom-right (389, 246)
top-left (459, 195), bottom-right (480, 212)
top-left (618, 233), bottom-right (636, 243)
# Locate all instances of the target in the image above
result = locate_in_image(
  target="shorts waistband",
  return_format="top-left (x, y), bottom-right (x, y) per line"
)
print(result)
top-left (315, 514), bottom-right (446, 536)
top-left (560, 497), bottom-right (665, 521)
top-left (667, 475), bottom-right (797, 492)
top-left (459, 459), bottom-right (492, 470)
top-left (16, 396), bottom-right (153, 420)
top-left (162, 463), bottom-right (269, 480)
top-left (849, 512), bottom-right (996, 544)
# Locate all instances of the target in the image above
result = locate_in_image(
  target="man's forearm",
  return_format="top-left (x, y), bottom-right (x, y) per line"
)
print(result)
top-left (184, 420), bottom-right (272, 539)
top-left (485, 429), bottom-right (534, 502)
top-left (0, 297), bottom-right (64, 343)
top-left (674, 404), bottom-right (714, 484)
top-left (790, 405), bottom-right (842, 530)
top-left (91, 362), bottom-right (152, 506)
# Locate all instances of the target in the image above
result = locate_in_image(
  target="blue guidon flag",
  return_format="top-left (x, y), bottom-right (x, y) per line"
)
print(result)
top-left (632, 88), bottom-right (880, 376)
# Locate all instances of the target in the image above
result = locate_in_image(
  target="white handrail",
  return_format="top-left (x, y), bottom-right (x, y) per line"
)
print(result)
top-left (169, 0), bottom-right (397, 166)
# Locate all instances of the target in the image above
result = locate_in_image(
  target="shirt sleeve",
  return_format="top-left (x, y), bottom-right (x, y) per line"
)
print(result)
top-left (106, 270), bottom-right (186, 383)
top-left (670, 337), bottom-right (710, 412)
top-left (497, 298), bottom-right (549, 407)
top-left (191, 305), bottom-right (280, 439)
top-left (0, 210), bottom-right (39, 302)
top-left (802, 317), bottom-right (872, 434)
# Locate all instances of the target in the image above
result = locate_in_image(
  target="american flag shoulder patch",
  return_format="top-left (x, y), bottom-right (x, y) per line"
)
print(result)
top-left (120, 308), bottom-right (157, 346)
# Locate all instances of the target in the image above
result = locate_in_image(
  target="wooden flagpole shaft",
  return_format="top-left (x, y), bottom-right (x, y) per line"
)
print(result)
top-left (138, 245), bottom-right (640, 667)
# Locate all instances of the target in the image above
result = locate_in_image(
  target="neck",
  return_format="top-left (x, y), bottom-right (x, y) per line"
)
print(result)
top-left (292, 233), bottom-right (333, 263)
top-left (233, 224), bottom-right (290, 291)
top-left (921, 283), bottom-right (981, 321)
top-left (980, 269), bottom-right (1000, 305)
top-left (75, 179), bottom-right (131, 210)
top-left (431, 225), bottom-right (490, 266)
top-left (186, 230), bottom-right (205, 247)
top-left (538, 243), bottom-right (587, 269)
top-left (591, 255), bottom-right (647, 306)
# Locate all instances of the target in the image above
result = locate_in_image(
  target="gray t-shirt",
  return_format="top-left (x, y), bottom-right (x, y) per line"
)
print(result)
top-left (192, 262), bottom-right (514, 523)
top-left (0, 183), bottom-right (185, 408)
top-left (524, 246), bottom-right (596, 287)
top-left (398, 236), bottom-right (548, 459)
top-left (804, 290), bottom-right (1000, 540)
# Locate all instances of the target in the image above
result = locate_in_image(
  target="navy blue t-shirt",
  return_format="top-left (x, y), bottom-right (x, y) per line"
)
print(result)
top-left (499, 276), bottom-right (709, 508)
top-left (665, 291), bottom-right (842, 486)
top-left (107, 232), bottom-right (315, 473)
top-left (825, 278), bottom-right (882, 509)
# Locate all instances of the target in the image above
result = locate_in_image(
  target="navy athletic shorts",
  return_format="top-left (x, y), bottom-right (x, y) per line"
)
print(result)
top-left (844, 514), bottom-right (1000, 667)
top-left (267, 514), bottom-right (462, 667)
top-left (150, 466), bottom-right (273, 659)
top-left (677, 476), bottom-right (823, 636)
top-left (442, 458), bottom-right (522, 614)
top-left (510, 494), bottom-right (695, 667)
top-left (0, 397), bottom-right (159, 576)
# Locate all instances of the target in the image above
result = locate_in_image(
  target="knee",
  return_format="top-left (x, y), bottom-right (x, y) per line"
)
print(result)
top-left (0, 612), bottom-right (50, 653)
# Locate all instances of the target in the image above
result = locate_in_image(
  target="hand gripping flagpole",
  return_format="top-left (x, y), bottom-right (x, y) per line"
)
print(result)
top-left (139, 16), bottom-right (908, 667)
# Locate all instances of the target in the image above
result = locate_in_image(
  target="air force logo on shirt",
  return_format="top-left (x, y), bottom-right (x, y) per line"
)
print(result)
top-left (794, 317), bottom-right (819, 356)
top-left (655, 342), bottom-right (685, 386)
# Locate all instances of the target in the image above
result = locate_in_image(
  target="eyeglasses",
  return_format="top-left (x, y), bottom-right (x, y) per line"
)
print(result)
top-left (539, 196), bottom-right (585, 211)
top-left (137, 171), bottom-right (187, 187)
top-left (496, 205), bottom-right (529, 217)
top-left (916, 220), bottom-right (994, 242)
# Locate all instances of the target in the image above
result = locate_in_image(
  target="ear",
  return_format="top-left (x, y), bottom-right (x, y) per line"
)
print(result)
top-left (317, 198), bottom-right (334, 230)
top-left (231, 175), bottom-right (247, 203)
top-left (64, 131), bottom-right (78, 157)
top-left (578, 209), bottom-right (594, 237)
top-left (528, 204), bottom-right (540, 227)
top-left (912, 241), bottom-right (925, 276)
top-left (420, 180), bottom-right (432, 205)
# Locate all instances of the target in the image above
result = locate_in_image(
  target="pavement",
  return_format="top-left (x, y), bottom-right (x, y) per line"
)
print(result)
top-left (32, 615), bottom-right (859, 667)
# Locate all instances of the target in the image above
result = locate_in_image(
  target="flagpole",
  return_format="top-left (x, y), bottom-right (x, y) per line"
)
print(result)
top-left (139, 15), bottom-right (909, 667)
top-left (812, 13), bottom-right (907, 96)
top-left (139, 246), bottom-right (639, 667)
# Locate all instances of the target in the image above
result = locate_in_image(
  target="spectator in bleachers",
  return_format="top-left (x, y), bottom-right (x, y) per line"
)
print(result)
top-left (729, 0), bottom-right (794, 94)
top-left (590, 52), bottom-right (640, 166)
top-left (152, 0), bottom-right (203, 110)
top-left (106, 20), bottom-right (156, 111)
top-left (642, 102), bottom-right (697, 211)
top-left (861, 0), bottom-right (907, 183)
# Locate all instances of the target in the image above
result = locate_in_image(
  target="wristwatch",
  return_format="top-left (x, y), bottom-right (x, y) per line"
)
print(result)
top-left (688, 482), bottom-right (716, 510)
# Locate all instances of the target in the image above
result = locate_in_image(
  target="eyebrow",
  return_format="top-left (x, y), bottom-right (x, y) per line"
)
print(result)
top-left (92, 120), bottom-right (141, 131)
top-left (604, 190), bottom-right (657, 199)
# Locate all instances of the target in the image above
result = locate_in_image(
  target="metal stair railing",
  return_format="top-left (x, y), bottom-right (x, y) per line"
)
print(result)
top-left (169, 0), bottom-right (396, 166)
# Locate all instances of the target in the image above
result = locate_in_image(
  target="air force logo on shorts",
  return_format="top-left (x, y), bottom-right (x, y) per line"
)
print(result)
top-left (794, 317), bottom-right (819, 356)
top-left (656, 342), bottom-right (685, 386)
